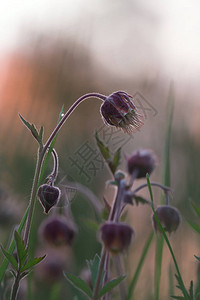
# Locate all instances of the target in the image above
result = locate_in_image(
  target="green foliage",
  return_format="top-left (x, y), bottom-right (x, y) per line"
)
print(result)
top-left (19, 114), bottom-right (44, 146)
top-left (98, 275), bottom-right (126, 298)
top-left (64, 273), bottom-right (93, 298)
top-left (126, 232), bottom-right (154, 300)
top-left (95, 132), bottom-right (121, 175)
top-left (87, 254), bottom-right (101, 288)
top-left (1, 231), bottom-right (45, 280)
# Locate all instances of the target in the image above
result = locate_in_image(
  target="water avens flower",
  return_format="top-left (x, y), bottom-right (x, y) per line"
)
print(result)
top-left (99, 221), bottom-right (134, 254)
top-left (127, 149), bottom-right (156, 179)
top-left (100, 91), bottom-right (143, 133)
top-left (152, 205), bottom-right (181, 233)
top-left (37, 184), bottom-right (61, 214)
top-left (40, 216), bottom-right (77, 246)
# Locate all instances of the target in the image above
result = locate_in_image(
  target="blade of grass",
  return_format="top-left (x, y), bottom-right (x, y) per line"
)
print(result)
top-left (126, 231), bottom-right (154, 300)
top-left (147, 174), bottom-right (189, 299)
top-left (154, 82), bottom-right (175, 299)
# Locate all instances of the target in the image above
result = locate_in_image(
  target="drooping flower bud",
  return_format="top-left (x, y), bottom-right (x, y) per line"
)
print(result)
top-left (127, 149), bottom-right (156, 178)
top-left (152, 205), bottom-right (181, 233)
top-left (99, 221), bottom-right (134, 254)
top-left (38, 184), bottom-right (61, 214)
top-left (100, 91), bottom-right (143, 133)
top-left (40, 216), bottom-right (77, 246)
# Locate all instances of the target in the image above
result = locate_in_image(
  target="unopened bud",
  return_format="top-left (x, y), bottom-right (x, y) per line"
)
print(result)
top-left (127, 149), bottom-right (156, 178)
top-left (38, 184), bottom-right (61, 214)
top-left (152, 205), bottom-right (181, 233)
top-left (99, 221), bottom-right (134, 254)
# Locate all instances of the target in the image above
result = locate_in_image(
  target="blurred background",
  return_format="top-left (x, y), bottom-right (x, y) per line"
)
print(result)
top-left (0, 0), bottom-right (200, 299)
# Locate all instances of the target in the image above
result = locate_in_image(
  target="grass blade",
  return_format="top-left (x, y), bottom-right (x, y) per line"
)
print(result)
top-left (126, 231), bottom-right (154, 300)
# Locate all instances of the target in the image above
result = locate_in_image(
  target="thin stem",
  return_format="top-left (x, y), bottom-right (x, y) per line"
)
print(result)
top-left (132, 182), bottom-right (171, 195)
top-left (102, 252), bottom-right (110, 300)
top-left (11, 273), bottom-right (20, 300)
top-left (128, 169), bottom-right (138, 188)
top-left (47, 148), bottom-right (59, 186)
top-left (24, 147), bottom-right (44, 245)
top-left (93, 247), bottom-right (107, 300)
top-left (43, 93), bottom-right (106, 153)
top-left (114, 255), bottom-right (126, 300)
top-left (109, 179), bottom-right (127, 221)
top-left (24, 93), bottom-right (106, 246)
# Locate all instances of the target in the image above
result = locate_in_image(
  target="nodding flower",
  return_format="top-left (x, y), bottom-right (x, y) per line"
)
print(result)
top-left (100, 91), bottom-right (143, 133)
top-left (99, 221), bottom-right (135, 254)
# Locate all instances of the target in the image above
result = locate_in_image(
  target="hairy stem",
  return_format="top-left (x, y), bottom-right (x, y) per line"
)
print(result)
top-left (24, 147), bottom-right (44, 245)
top-left (11, 273), bottom-right (20, 300)
top-left (93, 247), bottom-right (107, 300)
top-left (43, 93), bottom-right (106, 153)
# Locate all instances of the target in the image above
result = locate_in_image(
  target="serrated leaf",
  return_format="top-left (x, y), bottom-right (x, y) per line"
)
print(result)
top-left (21, 255), bottom-right (46, 272)
top-left (87, 254), bottom-right (101, 288)
top-left (64, 273), bottom-right (92, 298)
top-left (111, 148), bottom-right (121, 173)
top-left (19, 113), bottom-right (32, 131)
top-left (95, 132), bottom-right (111, 161)
top-left (187, 220), bottom-right (200, 235)
top-left (14, 231), bottom-right (28, 268)
top-left (98, 275), bottom-right (126, 298)
top-left (1, 247), bottom-right (18, 271)
top-left (19, 114), bottom-right (42, 144)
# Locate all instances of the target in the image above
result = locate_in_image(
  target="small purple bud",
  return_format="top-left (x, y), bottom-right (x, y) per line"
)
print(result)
top-left (38, 184), bottom-right (61, 214)
top-left (40, 216), bottom-right (77, 246)
top-left (100, 91), bottom-right (143, 133)
top-left (127, 149), bottom-right (156, 178)
top-left (99, 221), bottom-right (134, 254)
top-left (152, 205), bottom-right (181, 233)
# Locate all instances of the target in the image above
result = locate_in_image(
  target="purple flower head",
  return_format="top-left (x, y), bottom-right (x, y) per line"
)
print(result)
top-left (100, 91), bottom-right (143, 133)
top-left (99, 221), bottom-right (135, 254)
top-left (40, 216), bottom-right (77, 246)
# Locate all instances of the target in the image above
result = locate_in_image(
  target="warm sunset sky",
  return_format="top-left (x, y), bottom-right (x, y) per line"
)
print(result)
top-left (0, 0), bottom-right (200, 81)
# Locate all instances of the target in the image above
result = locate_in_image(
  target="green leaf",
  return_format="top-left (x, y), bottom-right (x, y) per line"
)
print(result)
top-left (39, 126), bottom-right (44, 142)
top-left (111, 148), bottom-right (121, 174)
top-left (14, 231), bottom-right (28, 268)
top-left (1, 246), bottom-right (18, 271)
top-left (187, 221), bottom-right (200, 235)
top-left (171, 296), bottom-right (184, 299)
top-left (95, 132), bottom-right (111, 161)
top-left (21, 255), bottom-right (46, 272)
top-left (87, 254), bottom-right (101, 288)
top-left (19, 114), bottom-right (42, 145)
top-left (64, 273), bottom-right (93, 298)
top-left (98, 275), bottom-right (126, 298)
top-left (0, 205), bottom-right (29, 283)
